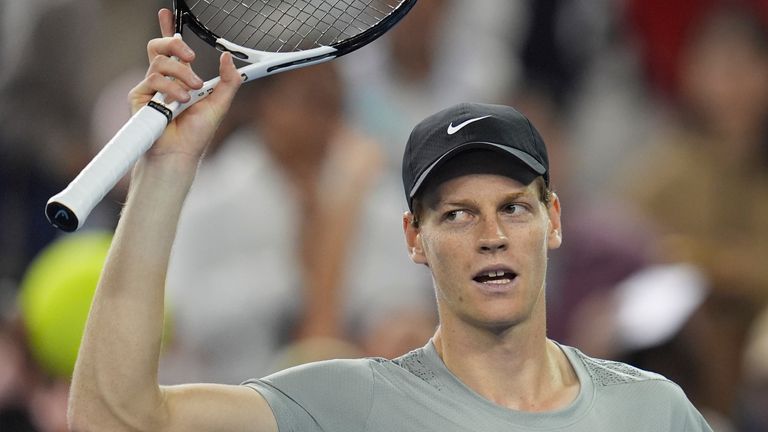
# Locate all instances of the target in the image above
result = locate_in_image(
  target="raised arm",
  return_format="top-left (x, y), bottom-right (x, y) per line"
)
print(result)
top-left (67, 9), bottom-right (276, 432)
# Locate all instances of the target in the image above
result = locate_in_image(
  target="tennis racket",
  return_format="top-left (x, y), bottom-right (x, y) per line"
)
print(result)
top-left (46, 0), bottom-right (417, 232)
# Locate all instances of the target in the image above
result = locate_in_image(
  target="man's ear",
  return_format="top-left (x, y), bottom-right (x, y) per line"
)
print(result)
top-left (403, 211), bottom-right (428, 265)
top-left (547, 192), bottom-right (562, 250)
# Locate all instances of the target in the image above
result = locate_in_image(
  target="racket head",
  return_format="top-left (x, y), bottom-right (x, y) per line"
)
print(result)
top-left (174, 0), bottom-right (418, 61)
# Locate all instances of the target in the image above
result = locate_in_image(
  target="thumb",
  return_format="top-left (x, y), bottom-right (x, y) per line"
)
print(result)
top-left (211, 52), bottom-right (242, 104)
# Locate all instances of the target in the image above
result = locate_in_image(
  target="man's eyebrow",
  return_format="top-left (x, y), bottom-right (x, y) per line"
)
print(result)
top-left (437, 190), bottom-right (534, 207)
top-left (502, 190), bottom-right (534, 200)
top-left (437, 198), bottom-right (478, 208)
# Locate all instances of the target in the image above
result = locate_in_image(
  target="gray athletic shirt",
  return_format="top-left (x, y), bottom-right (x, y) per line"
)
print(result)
top-left (243, 341), bottom-right (712, 431)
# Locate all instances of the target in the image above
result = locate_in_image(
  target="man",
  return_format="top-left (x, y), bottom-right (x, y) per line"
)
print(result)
top-left (67, 10), bottom-right (712, 432)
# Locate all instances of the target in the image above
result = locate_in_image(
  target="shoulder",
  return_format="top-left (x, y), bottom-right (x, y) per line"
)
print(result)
top-left (563, 347), bottom-right (709, 424)
top-left (246, 349), bottom-right (435, 391)
top-left (565, 346), bottom-right (712, 430)
top-left (566, 346), bottom-right (670, 387)
top-left (246, 357), bottom-right (378, 392)
top-left (565, 345), bottom-right (695, 405)
top-left (242, 359), bottom-right (379, 432)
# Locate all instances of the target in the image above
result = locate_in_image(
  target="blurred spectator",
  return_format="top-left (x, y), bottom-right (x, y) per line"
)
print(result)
top-left (519, 0), bottom-right (659, 197)
top-left (594, 265), bottom-right (738, 430)
top-left (160, 63), bottom-right (435, 385)
top-left (625, 0), bottom-right (721, 100)
top-left (0, 5), bottom-right (97, 425)
top-left (0, 0), bottom-right (90, 289)
top-left (517, 0), bottom-right (612, 111)
top-left (626, 0), bottom-right (768, 101)
top-left (618, 3), bottom-right (768, 424)
top-left (340, 0), bottom-right (523, 171)
top-left (622, 3), bottom-right (768, 304)
top-left (0, 0), bottom-right (158, 306)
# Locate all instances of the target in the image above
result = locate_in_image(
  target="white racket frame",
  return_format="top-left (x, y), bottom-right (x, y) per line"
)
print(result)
top-left (46, 40), bottom-right (337, 231)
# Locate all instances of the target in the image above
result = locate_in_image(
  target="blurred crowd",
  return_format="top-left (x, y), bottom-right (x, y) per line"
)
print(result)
top-left (1, 0), bottom-right (767, 431)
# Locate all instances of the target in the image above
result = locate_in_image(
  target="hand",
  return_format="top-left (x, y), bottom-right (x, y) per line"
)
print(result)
top-left (129, 8), bottom-right (241, 164)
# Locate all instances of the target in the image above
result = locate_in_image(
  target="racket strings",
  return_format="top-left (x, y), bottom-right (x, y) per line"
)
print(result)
top-left (252, 0), bottom-right (395, 49)
top-left (188, 0), bottom-right (402, 52)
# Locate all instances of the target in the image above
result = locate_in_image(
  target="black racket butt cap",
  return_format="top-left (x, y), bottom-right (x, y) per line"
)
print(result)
top-left (46, 201), bottom-right (79, 232)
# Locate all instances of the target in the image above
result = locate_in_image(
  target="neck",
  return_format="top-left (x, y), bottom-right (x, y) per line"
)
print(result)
top-left (432, 308), bottom-right (579, 412)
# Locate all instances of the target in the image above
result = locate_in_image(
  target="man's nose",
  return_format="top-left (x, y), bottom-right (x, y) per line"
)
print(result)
top-left (477, 217), bottom-right (509, 253)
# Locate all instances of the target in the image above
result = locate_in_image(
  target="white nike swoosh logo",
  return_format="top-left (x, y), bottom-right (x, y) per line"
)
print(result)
top-left (447, 115), bottom-right (493, 135)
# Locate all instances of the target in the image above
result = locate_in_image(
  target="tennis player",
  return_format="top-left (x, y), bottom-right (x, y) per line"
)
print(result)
top-left (67, 12), bottom-right (712, 432)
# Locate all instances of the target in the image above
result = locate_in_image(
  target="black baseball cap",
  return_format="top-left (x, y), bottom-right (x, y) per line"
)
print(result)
top-left (402, 103), bottom-right (549, 211)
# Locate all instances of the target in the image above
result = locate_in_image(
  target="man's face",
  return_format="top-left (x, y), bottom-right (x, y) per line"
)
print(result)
top-left (405, 173), bottom-right (561, 333)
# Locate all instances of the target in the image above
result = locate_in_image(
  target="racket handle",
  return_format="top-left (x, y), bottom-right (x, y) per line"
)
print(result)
top-left (46, 105), bottom-right (168, 231)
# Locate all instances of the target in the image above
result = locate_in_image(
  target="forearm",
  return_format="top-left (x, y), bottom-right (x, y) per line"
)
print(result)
top-left (69, 155), bottom-right (197, 431)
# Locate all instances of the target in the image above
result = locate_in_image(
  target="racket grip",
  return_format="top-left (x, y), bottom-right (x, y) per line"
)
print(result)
top-left (46, 105), bottom-right (168, 231)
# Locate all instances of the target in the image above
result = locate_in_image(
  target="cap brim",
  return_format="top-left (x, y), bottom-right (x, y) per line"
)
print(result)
top-left (408, 142), bottom-right (547, 199)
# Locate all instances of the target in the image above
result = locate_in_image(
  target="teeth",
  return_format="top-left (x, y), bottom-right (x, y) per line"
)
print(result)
top-left (475, 270), bottom-right (515, 284)
top-left (485, 278), bottom-right (511, 284)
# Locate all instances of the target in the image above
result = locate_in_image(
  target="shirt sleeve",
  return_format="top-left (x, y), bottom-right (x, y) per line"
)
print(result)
top-left (658, 380), bottom-right (714, 432)
top-left (242, 358), bottom-right (376, 432)
top-left (679, 395), bottom-right (713, 432)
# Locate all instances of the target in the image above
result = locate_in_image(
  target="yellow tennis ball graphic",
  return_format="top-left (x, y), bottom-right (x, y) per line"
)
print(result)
top-left (19, 231), bottom-right (174, 378)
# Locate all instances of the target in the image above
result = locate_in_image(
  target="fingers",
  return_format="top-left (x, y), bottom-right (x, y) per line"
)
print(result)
top-left (130, 52), bottom-right (203, 108)
top-left (147, 55), bottom-right (203, 100)
top-left (158, 8), bottom-right (174, 37)
top-left (142, 74), bottom-right (191, 104)
top-left (133, 10), bottom-right (240, 114)
top-left (147, 36), bottom-right (195, 64)
top-left (144, 21), bottom-right (202, 104)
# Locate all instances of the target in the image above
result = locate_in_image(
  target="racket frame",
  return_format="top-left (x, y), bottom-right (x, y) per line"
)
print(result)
top-left (45, 0), bottom-right (417, 231)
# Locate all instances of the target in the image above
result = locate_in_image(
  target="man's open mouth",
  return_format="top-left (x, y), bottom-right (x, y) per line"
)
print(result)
top-left (473, 270), bottom-right (518, 285)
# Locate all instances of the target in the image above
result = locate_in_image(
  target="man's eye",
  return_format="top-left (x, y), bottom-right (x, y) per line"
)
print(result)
top-left (444, 210), bottom-right (468, 221)
top-left (503, 204), bottom-right (526, 214)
